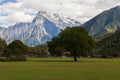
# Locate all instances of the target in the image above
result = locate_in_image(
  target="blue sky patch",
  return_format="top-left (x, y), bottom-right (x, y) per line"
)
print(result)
top-left (0, 13), bottom-right (8, 16)
top-left (0, 0), bottom-right (17, 5)
top-left (26, 13), bottom-right (36, 16)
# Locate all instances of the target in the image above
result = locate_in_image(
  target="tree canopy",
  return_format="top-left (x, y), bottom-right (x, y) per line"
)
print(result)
top-left (3, 40), bottom-right (28, 61)
top-left (48, 27), bottom-right (95, 61)
top-left (0, 38), bottom-right (7, 53)
top-left (96, 31), bottom-right (120, 57)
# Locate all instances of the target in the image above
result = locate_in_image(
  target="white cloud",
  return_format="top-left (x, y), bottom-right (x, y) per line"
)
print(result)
top-left (0, 2), bottom-right (35, 27)
top-left (0, 0), bottom-right (120, 27)
top-left (0, 12), bottom-right (34, 23)
top-left (16, 0), bottom-right (120, 22)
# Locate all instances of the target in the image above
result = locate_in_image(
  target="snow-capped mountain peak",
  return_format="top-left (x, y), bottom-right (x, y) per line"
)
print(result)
top-left (0, 10), bottom-right (81, 46)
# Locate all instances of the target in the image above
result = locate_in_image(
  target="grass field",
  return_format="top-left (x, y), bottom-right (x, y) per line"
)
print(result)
top-left (0, 58), bottom-right (120, 80)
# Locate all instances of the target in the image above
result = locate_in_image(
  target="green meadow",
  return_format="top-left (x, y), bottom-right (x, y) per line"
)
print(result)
top-left (0, 58), bottom-right (120, 80)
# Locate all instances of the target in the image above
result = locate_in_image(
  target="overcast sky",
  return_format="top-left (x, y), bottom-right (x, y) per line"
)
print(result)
top-left (0, 0), bottom-right (120, 27)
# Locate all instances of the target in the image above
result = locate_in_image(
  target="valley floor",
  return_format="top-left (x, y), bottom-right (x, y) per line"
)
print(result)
top-left (0, 58), bottom-right (120, 80)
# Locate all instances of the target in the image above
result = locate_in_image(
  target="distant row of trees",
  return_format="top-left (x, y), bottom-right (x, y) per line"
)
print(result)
top-left (28, 45), bottom-right (48, 57)
top-left (0, 39), bottom-right (48, 61)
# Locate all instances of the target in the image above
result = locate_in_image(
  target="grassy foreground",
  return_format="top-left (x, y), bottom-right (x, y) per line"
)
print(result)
top-left (0, 58), bottom-right (120, 80)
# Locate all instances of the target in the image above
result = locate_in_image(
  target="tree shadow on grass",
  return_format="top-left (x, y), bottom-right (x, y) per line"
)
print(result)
top-left (27, 59), bottom-right (94, 63)
top-left (28, 60), bottom-right (75, 62)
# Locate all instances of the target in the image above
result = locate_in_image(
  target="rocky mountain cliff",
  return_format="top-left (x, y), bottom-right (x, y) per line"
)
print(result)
top-left (0, 10), bottom-right (81, 46)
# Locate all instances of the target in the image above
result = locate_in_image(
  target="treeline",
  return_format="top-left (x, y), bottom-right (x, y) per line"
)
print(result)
top-left (95, 31), bottom-right (120, 58)
top-left (0, 39), bottom-right (48, 61)
top-left (28, 45), bottom-right (48, 57)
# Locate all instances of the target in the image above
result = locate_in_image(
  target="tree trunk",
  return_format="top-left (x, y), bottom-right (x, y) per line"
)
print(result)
top-left (73, 53), bottom-right (77, 62)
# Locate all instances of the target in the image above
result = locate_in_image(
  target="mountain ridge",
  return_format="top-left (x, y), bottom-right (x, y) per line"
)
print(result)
top-left (0, 10), bottom-right (81, 46)
top-left (83, 6), bottom-right (120, 37)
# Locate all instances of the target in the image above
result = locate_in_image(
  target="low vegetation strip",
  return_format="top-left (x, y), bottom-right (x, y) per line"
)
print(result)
top-left (0, 58), bottom-right (120, 80)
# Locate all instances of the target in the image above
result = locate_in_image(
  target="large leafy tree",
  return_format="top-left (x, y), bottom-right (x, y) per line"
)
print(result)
top-left (48, 27), bottom-right (95, 61)
top-left (48, 37), bottom-right (64, 56)
top-left (3, 40), bottom-right (28, 61)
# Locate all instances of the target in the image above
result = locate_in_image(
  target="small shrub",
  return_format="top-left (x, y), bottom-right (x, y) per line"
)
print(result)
top-left (0, 57), bottom-right (7, 62)
top-left (6, 56), bottom-right (26, 61)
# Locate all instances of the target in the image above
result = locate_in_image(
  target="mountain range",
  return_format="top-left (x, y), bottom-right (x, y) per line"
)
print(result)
top-left (0, 10), bottom-right (81, 46)
top-left (1, 6), bottom-right (120, 46)
top-left (83, 6), bottom-right (120, 37)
